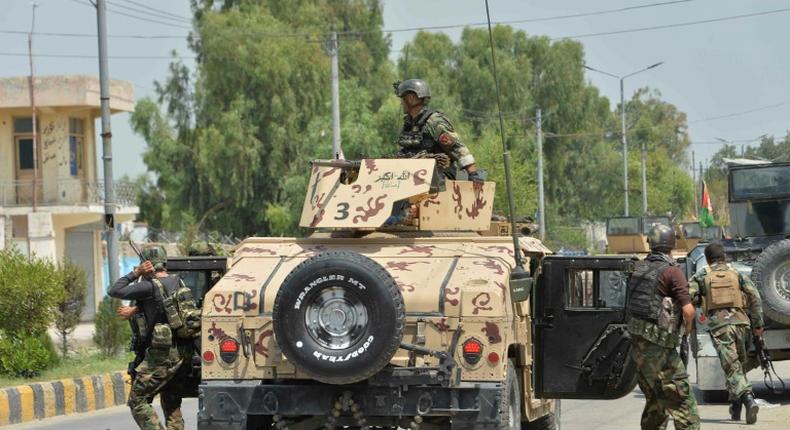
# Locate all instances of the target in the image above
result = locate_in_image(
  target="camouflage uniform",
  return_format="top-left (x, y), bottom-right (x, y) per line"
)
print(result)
top-left (129, 342), bottom-right (192, 430)
top-left (689, 263), bottom-right (763, 402)
top-left (397, 108), bottom-right (475, 175)
top-left (110, 269), bottom-right (195, 430)
top-left (629, 332), bottom-right (700, 430)
top-left (627, 252), bottom-right (699, 430)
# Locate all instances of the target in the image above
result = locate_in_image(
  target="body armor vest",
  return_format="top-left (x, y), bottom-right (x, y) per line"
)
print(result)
top-left (397, 108), bottom-right (439, 153)
top-left (627, 255), bottom-right (673, 323)
top-left (704, 265), bottom-right (744, 311)
top-left (153, 278), bottom-right (202, 339)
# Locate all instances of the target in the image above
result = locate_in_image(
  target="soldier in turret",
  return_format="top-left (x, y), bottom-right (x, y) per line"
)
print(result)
top-left (689, 242), bottom-right (763, 424)
top-left (393, 79), bottom-right (482, 182)
top-left (626, 224), bottom-right (700, 429)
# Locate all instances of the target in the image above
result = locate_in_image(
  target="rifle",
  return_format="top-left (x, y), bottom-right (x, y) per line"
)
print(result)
top-left (126, 240), bottom-right (147, 379)
top-left (753, 334), bottom-right (785, 394)
top-left (679, 335), bottom-right (689, 367)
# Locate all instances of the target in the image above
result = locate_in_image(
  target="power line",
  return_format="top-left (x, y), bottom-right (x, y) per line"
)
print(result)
top-left (68, 0), bottom-right (192, 30)
top-left (345, 0), bottom-right (694, 35)
top-left (0, 51), bottom-right (194, 60)
top-left (0, 29), bottom-right (183, 39)
top-left (9, 0), bottom-right (693, 41)
top-left (551, 6), bottom-right (790, 40)
top-left (107, 1), bottom-right (190, 24)
top-left (115, 0), bottom-right (191, 22)
top-left (688, 101), bottom-right (788, 124)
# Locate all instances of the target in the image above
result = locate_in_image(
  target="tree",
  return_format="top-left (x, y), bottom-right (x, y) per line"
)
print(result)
top-left (53, 261), bottom-right (87, 358)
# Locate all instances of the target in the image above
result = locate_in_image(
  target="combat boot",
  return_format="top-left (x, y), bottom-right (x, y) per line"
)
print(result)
top-left (729, 400), bottom-right (741, 421)
top-left (741, 392), bottom-right (759, 424)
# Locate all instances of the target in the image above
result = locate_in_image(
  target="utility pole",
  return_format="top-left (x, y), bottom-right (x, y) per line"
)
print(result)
top-left (641, 140), bottom-right (648, 214)
top-left (536, 108), bottom-right (545, 241)
top-left (692, 150), bottom-right (698, 215)
top-left (96, 0), bottom-right (119, 285)
top-left (620, 78), bottom-right (628, 216)
top-left (28, 2), bottom-right (38, 211)
top-left (584, 61), bottom-right (664, 217)
top-left (329, 30), bottom-right (342, 159)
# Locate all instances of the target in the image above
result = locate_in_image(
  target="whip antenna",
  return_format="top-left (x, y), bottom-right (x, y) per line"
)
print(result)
top-left (484, 0), bottom-right (525, 271)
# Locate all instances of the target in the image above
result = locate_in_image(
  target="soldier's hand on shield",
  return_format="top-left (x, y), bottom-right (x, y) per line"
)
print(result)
top-left (754, 327), bottom-right (764, 337)
top-left (467, 170), bottom-right (484, 184)
top-left (133, 260), bottom-right (155, 278)
top-left (116, 305), bottom-right (138, 320)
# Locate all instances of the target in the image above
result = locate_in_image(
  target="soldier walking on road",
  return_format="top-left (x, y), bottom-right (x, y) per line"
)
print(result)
top-left (689, 242), bottom-right (763, 424)
top-left (393, 79), bottom-right (482, 182)
top-left (626, 224), bottom-right (700, 430)
top-left (109, 246), bottom-right (201, 430)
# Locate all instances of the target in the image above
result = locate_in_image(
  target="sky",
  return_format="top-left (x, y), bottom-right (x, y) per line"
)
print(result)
top-left (2, 0), bottom-right (789, 179)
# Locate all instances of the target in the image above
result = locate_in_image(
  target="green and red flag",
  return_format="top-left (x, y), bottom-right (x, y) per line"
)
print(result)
top-left (700, 180), bottom-right (715, 228)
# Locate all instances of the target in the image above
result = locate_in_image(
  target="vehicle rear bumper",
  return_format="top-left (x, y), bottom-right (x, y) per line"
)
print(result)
top-left (197, 380), bottom-right (501, 429)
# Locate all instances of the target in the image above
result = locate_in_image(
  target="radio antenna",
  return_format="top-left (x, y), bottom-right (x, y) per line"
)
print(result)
top-left (484, 0), bottom-right (526, 272)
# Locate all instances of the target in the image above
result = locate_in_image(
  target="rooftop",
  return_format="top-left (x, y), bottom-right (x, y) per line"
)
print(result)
top-left (0, 75), bottom-right (134, 113)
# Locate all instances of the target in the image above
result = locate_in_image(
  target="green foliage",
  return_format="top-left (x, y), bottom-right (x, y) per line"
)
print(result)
top-left (93, 296), bottom-right (132, 358)
top-left (132, 2), bottom-right (696, 238)
top-left (0, 331), bottom-right (59, 378)
top-left (53, 262), bottom-right (87, 358)
top-left (0, 249), bottom-right (65, 336)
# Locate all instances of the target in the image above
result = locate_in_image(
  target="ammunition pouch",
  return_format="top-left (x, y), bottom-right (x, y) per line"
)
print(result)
top-left (151, 323), bottom-right (173, 349)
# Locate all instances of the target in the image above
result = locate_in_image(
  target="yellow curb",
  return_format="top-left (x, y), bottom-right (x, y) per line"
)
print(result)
top-left (15, 385), bottom-right (34, 423)
top-left (61, 378), bottom-right (77, 415)
top-left (80, 376), bottom-right (96, 412)
top-left (101, 374), bottom-right (114, 408)
top-left (0, 389), bottom-right (9, 426)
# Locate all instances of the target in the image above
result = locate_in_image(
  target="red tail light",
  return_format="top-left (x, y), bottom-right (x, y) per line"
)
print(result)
top-left (219, 338), bottom-right (239, 363)
top-left (462, 338), bottom-right (483, 364)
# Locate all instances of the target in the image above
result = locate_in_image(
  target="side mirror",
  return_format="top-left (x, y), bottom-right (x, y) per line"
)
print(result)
top-left (509, 268), bottom-right (533, 303)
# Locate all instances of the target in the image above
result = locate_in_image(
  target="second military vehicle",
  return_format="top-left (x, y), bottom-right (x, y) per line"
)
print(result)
top-left (196, 159), bottom-right (641, 429)
top-left (688, 160), bottom-right (790, 400)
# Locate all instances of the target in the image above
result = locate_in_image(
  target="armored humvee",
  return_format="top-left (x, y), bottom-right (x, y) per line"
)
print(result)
top-left (197, 159), bottom-right (639, 429)
top-left (688, 161), bottom-right (790, 400)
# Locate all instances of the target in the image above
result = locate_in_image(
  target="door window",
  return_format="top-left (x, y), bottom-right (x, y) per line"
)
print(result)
top-left (566, 269), bottom-right (627, 309)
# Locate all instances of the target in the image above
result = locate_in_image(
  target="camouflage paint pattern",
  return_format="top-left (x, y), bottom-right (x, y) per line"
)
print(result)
top-left (630, 335), bottom-right (700, 430)
top-left (709, 324), bottom-right (759, 401)
top-left (128, 344), bottom-right (191, 430)
top-left (299, 159), bottom-right (435, 228)
top-left (203, 159), bottom-right (556, 422)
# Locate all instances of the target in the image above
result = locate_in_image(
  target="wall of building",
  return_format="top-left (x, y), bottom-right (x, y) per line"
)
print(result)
top-left (0, 113), bottom-right (14, 187)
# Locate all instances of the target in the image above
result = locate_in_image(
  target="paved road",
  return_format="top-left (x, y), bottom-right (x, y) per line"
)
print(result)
top-left (8, 361), bottom-right (790, 429)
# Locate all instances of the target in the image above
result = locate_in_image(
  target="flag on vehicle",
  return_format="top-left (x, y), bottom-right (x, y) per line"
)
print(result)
top-left (700, 180), bottom-right (714, 228)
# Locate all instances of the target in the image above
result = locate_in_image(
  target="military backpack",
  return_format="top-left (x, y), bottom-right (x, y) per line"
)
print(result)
top-left (703, 265), bottom-right (744, 311)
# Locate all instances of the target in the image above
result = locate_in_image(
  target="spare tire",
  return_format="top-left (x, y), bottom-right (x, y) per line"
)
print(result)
top-left (751, 239), bottom-right (790, 326)
top-left (272, 251), bottom-right (405, 384)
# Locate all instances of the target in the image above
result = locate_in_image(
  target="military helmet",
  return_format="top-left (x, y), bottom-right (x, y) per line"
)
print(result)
top-left (141, 245), bottom-right (167, 270)
top-left (394, 79), bottom-right (431, 100)
top-left (647, 224), bottom-right (675, 251)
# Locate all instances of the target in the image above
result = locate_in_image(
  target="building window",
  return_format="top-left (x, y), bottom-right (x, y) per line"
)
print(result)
top-left (17, 139), bottom-right (34, 170)
top-left (13, 117), bottom-right (39, 172)
top-left (13, 118), bottom-right (35, 134)
top-left (69, 118), bottom-right (85, 177)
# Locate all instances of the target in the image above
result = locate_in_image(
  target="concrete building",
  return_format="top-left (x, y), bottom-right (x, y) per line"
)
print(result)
top-left (0, 75), bottom-right (138, 320)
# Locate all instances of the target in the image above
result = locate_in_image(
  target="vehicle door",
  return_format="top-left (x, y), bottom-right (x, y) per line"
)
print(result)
top-left (534, 255), bottom-right (638, 399)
